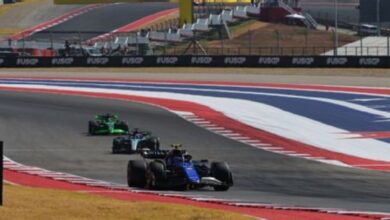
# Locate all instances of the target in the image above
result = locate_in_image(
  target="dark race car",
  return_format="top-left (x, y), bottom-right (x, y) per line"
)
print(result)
top-left (126, 144), bottom-right (233, 191)
top-left (88, 113), bottom-right (129, 135)
top-left (112, 128), bottom-right (160, 154)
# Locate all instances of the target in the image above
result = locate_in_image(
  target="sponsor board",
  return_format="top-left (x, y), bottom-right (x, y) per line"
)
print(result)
top-left (359, 57), bottom-right (381, 66)
top-left (52, 57), bottom-right (74, 66)
top-left (326, 57), bottom-right (348, 66)
top-left (0, 56), bottom-right (389, 68)
top-left (156, 57), bottom-right (179, 65)
top-left (224, 57), bottom-right (246, 65)
top-left (258, 57), bottom-right (281, 65)
top-left (86, 57), bottom-right (109, 65)
top-left (122, 57), bottom-right (144, 65)
top-left (191, 56), bottom-right (213, 65)
top-left (291, 57), bottom-right (315, 66)
top-left (16, 58), bottom-right (39, 66)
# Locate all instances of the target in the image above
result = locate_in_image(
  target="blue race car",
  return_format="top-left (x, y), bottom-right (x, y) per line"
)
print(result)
top-left (126, 144), bottom-right (233, 191)
top-left (112, 128), bottom-right (160, 154)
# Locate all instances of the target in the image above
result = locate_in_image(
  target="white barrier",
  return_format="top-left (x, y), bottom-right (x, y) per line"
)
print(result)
top-left (246, 4), bottom-right (261, 15)
top-left (192, 18), bottom-right (210, 32)
top-left (179, 24), bottom-right (194, 37)
top-left (233, 6), bottom-right (248, 19)
top-left (209, 14), bottom-right (223, 26)
top-left (221, 9), bottom-right (235, 23)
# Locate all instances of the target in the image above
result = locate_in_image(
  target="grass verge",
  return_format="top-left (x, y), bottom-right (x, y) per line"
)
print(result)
top-left (0, 183), bottom-right (254, 220)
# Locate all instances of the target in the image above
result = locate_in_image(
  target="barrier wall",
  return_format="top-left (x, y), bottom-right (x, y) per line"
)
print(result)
top-left (0, 56), bottom-right (389, 68)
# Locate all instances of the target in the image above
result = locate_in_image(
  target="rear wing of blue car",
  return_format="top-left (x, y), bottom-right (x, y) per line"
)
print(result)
top-left (141, 149), bottom-right (188, 159)
top-left (141, 150), bottom-right (169, 159)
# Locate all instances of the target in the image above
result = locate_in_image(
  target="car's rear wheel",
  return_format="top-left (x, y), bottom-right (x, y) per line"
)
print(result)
top-left (211, 162), bottom-right (233, 191)
top-left (146, 161), bottom-right (166, 189)
top-left (139, 137), bottom-right (160, 151)
top-left (116, 121), bottom-right (129, 132)
top-left (127, 160), bottom-right (147, 187)
top-left (88, 121), bottom-right (97, 135)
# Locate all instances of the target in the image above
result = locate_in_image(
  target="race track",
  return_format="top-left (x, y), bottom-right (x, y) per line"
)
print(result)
top-left (27, 3), bottom-right (177, 41)
top-left (2, 89), bottom-right (390, 212)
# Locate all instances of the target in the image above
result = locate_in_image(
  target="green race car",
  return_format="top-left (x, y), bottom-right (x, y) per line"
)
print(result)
top-left (88, 113), bottom-right (129, 135)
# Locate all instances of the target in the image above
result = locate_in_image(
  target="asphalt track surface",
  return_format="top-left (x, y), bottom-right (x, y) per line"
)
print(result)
top-left (2, 91), bottom-right (390, 212)
top-left (27, 3), bottom-right (177, 41)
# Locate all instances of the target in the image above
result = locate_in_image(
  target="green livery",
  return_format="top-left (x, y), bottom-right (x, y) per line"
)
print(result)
top-left (88, 113), bottom-right (129, 135)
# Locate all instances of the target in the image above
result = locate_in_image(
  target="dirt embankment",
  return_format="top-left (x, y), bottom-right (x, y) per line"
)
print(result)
top-left (205, 21), bottom-right (358, 55)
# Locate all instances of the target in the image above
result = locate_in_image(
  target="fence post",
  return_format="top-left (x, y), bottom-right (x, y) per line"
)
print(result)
top-left (78, 32), bottom-right (82, 53)
top-left (135, 32), bottom-right (139, 56)
top-left (248, 30), bottom-right (252, 55)
top-left (1, 141), bottom-right (3, 206)
top-left (219, 28), bottom-right (224, 55)
top-left (276, 30), bottom-right (280, 54)
top-left (305, 27), bottom-right (308, 55)
top-left (22, 33), bottom-right (25, 56)
top-left (387, 35), bottom-right (389, 56)
top-left (164, 32), bottom-right (167, 55)
top-left (50, 32), bottom-right (54, 50)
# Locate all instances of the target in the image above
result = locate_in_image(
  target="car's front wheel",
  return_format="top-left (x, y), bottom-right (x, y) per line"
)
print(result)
top-left (211, 162), bottom-right (233, 191)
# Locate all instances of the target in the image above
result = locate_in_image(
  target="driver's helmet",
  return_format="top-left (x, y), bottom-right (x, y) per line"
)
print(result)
top-left (103, 113), bottom-right (114, 120)
top-left (132, 128), bottom-right (141, 136)
top-left (134, 133), bottom-right (143, 139)
top-left (166, 144), bottom-right (184, 165)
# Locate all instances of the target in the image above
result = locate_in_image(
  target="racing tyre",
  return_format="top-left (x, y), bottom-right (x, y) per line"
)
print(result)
top-left (211, 162), bottom-right (233, 191)
top-left (146, 161), bottom-right (166, 189)
top-left (139, 137), bottom-right (160, 151)
top-left (116, 121), bottom-right (129, 133)
top-left (112, 141), bottom-right (119, 154)
top-left (88, 121), bottom-right (97, 135)
top-left (127, 160), bottom-right (147, 187)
